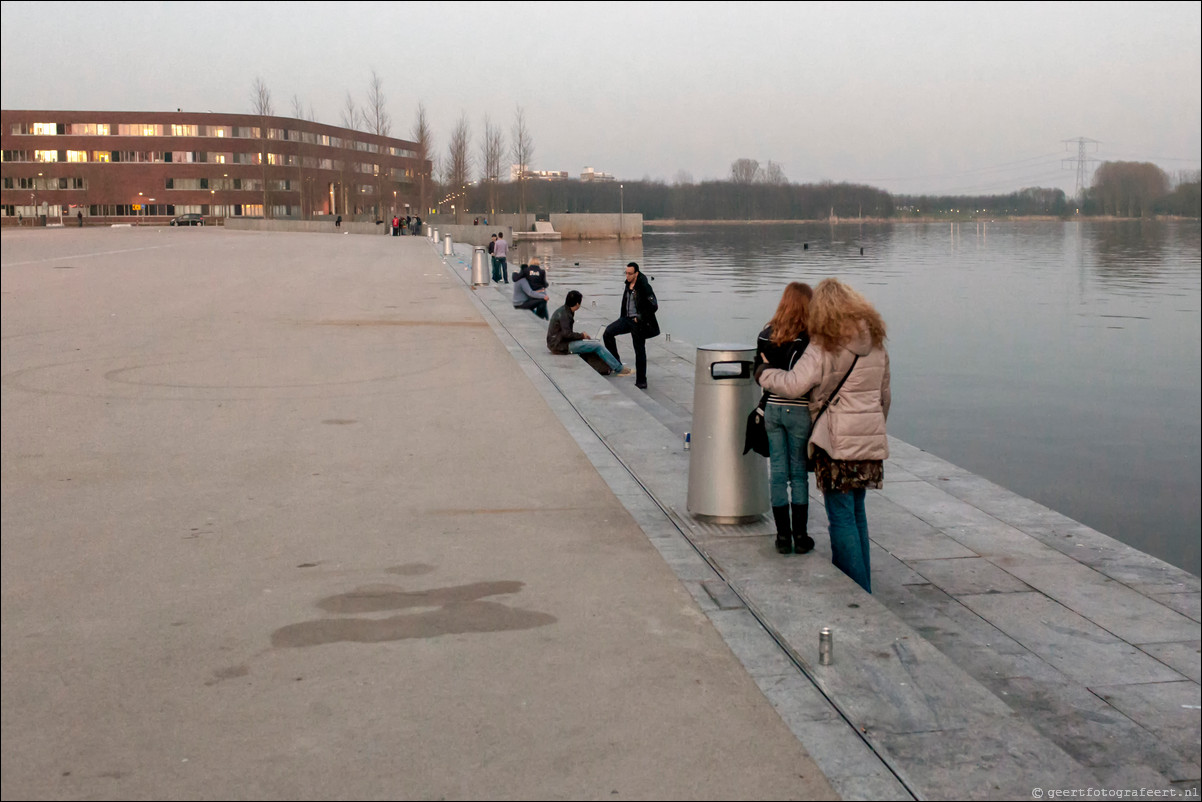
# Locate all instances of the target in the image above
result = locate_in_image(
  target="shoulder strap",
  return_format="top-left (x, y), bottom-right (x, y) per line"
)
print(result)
top-left (811, 354), bottom-right (859, 425)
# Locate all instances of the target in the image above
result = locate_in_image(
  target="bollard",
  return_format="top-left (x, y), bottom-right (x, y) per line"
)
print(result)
top-left (686, 344), bottom-right (769, 523)
top-left (470, 247), bottom-right (490, 286)
top-left (432, 229), bottom-right (439, 244)
top-left (819, 627), bottom-right (833, 665)
top-left (443, 234), bottom-right (453, 256)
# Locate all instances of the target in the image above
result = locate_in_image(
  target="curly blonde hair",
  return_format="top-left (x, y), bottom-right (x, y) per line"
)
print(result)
top-left (766, 282), bottom-right (812, 345)
top-left (808, 278), bottom-right (887, 352)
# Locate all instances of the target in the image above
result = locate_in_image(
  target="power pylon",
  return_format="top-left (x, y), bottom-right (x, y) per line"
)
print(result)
top-left (1062, 137), bottom-right (1100, 199)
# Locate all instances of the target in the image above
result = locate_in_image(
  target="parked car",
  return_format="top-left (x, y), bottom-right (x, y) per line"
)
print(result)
top-left (170, 213), bottom-right (205, 226)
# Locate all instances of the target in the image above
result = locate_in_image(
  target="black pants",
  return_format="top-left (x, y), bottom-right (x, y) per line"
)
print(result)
top-left (515, 299), bottom-right (548, 319)
top-left (603, 317), bottom-right (646, 383)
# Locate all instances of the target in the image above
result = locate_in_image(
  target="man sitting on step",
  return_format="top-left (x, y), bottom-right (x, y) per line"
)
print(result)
top-left (547, 290), bottom-right (632, 376)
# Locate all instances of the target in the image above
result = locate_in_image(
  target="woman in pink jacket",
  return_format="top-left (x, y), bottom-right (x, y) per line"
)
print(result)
top-left (755, 278), bottom-right (890, 592)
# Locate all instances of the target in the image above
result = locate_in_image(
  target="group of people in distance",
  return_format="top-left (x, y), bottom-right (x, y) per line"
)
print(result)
top-left (526, 257), bottom-right (889, 592)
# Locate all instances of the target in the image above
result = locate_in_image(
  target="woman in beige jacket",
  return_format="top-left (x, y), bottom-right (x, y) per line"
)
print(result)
top-left (755, 278), bottom-right (890, 592)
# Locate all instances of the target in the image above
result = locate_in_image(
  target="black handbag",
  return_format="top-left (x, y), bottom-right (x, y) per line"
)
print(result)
top-left (743, 392), bottom-right (770, 457)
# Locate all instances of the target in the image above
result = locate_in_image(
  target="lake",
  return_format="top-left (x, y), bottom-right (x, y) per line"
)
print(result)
top-left (516, 220), bottom-right (1202, 577)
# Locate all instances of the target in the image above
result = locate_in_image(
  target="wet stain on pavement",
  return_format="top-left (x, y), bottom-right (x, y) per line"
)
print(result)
top-left (206, 664), bottom-right (250, 685)
top-left (316, 581), bottom-right (524, 613)
top-left (271, 581), bottom-right (555, 648)
top-left (386, 563), bottom-right (436, 576)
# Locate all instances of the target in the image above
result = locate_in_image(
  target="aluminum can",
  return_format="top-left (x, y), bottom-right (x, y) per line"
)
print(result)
top-left (819, 627), bottom-right (833, 665)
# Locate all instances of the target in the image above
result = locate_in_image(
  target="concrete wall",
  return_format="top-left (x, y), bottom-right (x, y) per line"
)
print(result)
top-left (550, 213), bottom-right (643, 240)
top-left (431, 224), bottom-right (513, 247)
top-left (428, 212), bottom-right (643, 239)
top-left (226, 219), bottom-right (388, 235)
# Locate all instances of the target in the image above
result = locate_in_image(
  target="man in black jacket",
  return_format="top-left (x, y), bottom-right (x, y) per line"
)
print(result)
top-left (548, 290), bottom-right (630, 375)
top-left (603, 262), bottom-right (660, 389)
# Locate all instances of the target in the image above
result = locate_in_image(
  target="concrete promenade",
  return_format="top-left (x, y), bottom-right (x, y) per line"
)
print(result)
top-left (442, 237), bottom-right (1201, 800)
top-left (1, 228), bottom-right (836, 800)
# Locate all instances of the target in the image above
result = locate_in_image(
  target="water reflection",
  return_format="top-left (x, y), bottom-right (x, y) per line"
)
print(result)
top-left (534, 221), bottom-right (1202, 576)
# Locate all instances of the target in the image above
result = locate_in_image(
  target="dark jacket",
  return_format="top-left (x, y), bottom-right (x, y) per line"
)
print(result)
top-left (620, 273), bottom-right (660, 338)
top-left (547, 304), bottom-right (585, 354)
top-left (755, 325), bottom-right (810, 404)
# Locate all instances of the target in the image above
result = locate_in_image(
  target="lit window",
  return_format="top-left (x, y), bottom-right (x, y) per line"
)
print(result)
top-left (33, 122), bottom-right (57, 135)
top-left (67, 150), bottom-right (88, 162)
top-left (35, 150), bottom-right (59, 162)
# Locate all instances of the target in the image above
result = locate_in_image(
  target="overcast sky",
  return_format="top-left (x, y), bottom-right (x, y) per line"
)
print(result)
top-left (2, 0), bottom-right (1198, 196)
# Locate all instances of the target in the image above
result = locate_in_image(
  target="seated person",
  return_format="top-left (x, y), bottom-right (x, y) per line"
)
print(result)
top-left (512, 264), bottom-right (550, 320)
top-left (526, 256), bottom-right (548, 291)
top-left (547, 290), bottom-right (631, 375)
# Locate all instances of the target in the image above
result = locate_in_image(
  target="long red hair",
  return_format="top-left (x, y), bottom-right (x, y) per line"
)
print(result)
top-left (767, 282), bottom-right (812, 345)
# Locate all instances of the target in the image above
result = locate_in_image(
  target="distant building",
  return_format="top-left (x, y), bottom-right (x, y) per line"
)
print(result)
top-left (509, 164), bottom-right (569, 182)
top-left (580, 166), bottom-right (614, 182)
top-left (1, 109), bottom-right (430, 225)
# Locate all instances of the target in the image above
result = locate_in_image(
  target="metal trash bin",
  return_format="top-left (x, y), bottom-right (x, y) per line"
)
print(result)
top-left (443, 234), bottom-right (453, 256)
top-left (687, 343), bottom-right (769, 523)
top-left (471, 247), bottom-right (490, 286)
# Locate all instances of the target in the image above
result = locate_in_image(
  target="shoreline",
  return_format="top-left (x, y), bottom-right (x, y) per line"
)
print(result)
top-left (644, 215), bottom-right (1195, 226)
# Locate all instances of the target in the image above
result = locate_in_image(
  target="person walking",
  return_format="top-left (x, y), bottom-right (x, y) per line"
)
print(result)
top-left (755, 282), bottom-right (815, 556)
top-left (603, 262), bottom-right (659, 390)
top-left (755, 278), bottom-right (890, 593)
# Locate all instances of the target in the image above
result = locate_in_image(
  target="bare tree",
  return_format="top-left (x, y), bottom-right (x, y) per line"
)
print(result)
top-left (364, 69), bottom-right (393, 218)
top-left (338, 92), bottom-right (360, 217)
top-left (760, 161), bottom-right (787, 185)
top-left (290, 94), bottom-right (309, 217)
top-left (511, 105), bottom-right (535, 231)
top-left (341, 92), bottom-right (359, 130)
top-left (673, 169), bottom-right (694, 186)
top-left (730, 158), bottom-right (760, 184)
top-left (447, 113), bottom-right (472, 223)
top-left (411, 102), bottom-right (434, 217)
top-left (251, 76), bottom-right (274, 217)
top-left (480, 115), bottom-right (505, 215)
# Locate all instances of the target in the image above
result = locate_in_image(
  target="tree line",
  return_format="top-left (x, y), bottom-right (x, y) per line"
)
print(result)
top-left (250, 77), bottom-right (1198, 221)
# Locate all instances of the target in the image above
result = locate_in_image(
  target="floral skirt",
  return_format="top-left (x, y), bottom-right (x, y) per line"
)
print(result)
top-left (811, 447), bottom-right (884, 493)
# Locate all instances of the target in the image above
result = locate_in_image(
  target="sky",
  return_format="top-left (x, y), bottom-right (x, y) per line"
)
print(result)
top-left (1, 0), bottom-right (1199, 196)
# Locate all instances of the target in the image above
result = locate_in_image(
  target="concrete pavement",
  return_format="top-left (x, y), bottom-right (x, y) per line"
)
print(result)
top-left (1, 227), bottom-right (838, 800)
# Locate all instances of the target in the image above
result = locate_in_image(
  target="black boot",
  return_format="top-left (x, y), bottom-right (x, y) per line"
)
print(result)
top-left (792, 503), bottom-right (814, 554)
top-left (772, 506), bottom-right (792, 554)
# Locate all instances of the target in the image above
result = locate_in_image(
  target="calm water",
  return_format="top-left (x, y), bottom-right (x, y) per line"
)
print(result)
top-left (518, 221), bottom-right (1202, 577)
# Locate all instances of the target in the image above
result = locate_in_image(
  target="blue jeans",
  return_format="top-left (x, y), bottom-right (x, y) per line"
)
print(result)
top-left (765, 403), bottom-right (810, 507)
top-left (569, 339), bottom-right (623, 372)
top-left (823, 488), bottom-right (871, 592)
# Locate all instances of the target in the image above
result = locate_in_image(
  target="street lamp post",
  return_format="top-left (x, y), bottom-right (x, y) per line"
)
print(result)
top-left (619, 183), bottom-right (624, 241)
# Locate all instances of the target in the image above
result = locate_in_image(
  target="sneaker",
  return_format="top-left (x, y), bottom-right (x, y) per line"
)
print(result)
top-left (615, 367), bottom-right (634, 377)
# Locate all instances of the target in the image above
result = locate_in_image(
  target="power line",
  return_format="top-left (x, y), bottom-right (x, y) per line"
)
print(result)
top-left (1062, 137), bottom-right (1100, 199)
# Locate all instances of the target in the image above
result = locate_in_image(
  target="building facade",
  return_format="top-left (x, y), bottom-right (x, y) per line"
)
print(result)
top-left (1, 109), bottom-right (431, 225)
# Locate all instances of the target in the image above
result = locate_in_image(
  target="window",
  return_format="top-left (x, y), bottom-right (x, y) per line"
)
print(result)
top-left (94, 151), bottom-right (111, 162)
top-left (206, 125), bottom-right (231, 138)
top-left (34, 150), bottom-right (59, 162)
top-left (68, 123), bottom-right (111, 135)
top-left (2, 177), bottom-right (11, 188)
top-left (171, 124), bottom-right (198, 137)
top-left (67, 150), bottom-right (88, 162)
top-left (33, 122), bottom-right (57, 135)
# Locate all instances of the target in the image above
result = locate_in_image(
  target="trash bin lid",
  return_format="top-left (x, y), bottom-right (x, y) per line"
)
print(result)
top-left (697, 342), bottom-right (755, 352)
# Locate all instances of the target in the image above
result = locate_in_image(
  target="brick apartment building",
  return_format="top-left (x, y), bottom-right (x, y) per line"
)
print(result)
top-left (0, 109), bottom-right (431, 225)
